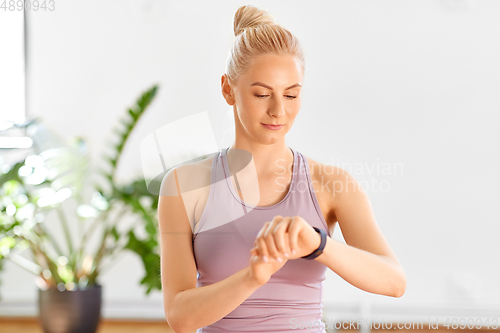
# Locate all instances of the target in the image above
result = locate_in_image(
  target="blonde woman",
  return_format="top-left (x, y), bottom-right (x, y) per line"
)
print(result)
top-left (159, 5), bottom-right (406, 333)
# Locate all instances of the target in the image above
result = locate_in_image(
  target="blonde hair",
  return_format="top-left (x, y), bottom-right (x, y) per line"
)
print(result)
top-left (225, 5), bottom-right (305, 86)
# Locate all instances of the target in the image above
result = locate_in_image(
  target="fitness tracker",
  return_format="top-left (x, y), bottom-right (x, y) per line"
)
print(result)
top-left (301, 227), bottom-right (327, 260)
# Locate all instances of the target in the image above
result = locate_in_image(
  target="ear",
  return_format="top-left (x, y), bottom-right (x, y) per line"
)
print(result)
top-left (221, 74), bottom-right (235, 106)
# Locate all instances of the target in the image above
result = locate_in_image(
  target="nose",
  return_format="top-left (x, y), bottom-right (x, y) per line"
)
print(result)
top-left (268, 97), bottom-right (285, 118)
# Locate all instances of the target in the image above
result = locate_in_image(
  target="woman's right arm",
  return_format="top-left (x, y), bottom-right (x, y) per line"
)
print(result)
top-left (159, 166), bottom-right (267, 333)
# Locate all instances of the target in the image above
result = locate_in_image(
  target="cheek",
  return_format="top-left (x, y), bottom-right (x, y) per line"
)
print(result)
top-left (286, 102), bottom-right (300, 119)
top-left (236, 104), bottom-right (260, 128)
top-left (244, 96), bottom-right (263, 112)
top-left (239, 98), bottom-right (265, 118)
top-left (294, 96), bottom-right (301, 107)
top-left (237, 94), bottom-right (252, 110)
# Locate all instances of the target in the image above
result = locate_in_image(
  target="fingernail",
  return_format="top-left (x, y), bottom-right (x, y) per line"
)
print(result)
top-left (276, 257), bottom-right (282, 262)
top-left (263, 256), bottom-right (268, 262)
top-left (292, 249), bottom-right (296, 255)
top-left (284, 253), bottom-right (289, 258)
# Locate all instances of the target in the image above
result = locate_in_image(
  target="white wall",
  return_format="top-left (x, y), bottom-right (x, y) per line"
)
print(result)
top-left (1, 0), bottom-right (499, 322)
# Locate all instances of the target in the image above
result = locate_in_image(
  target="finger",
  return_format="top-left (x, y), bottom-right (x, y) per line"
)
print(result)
top-left (254, 221), bottom-right (270, 260)
top-left (256, 224), bottom-right (271, 262)
top-left (256, 237), bottom-right (272, 262)
top-left (263, 218), bottom-right (284, 261)
top-left (287, 216), bottom-right (302, 255)
top-left (256, 221), bottom-right (270, 239)
top-left (272, 218), bottom-right (292, 258)
top-left (250, 253), bottom-right (261, 264)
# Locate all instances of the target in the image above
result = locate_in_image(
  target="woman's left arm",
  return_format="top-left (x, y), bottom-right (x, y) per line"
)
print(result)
top-left (318, 168), bottom-right (406, 298)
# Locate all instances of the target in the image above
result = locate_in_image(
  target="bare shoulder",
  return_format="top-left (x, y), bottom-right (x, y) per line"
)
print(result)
top-left (160, 153), bottom-right (216, 229)
top-left (303, 155), bottom-right (352, 233)
top-left (189, 154), bottom-right (217, 227)
top-left (161, 155), bottom-right (214, 193)
top-left (305, 155), bottom-right (380, 248)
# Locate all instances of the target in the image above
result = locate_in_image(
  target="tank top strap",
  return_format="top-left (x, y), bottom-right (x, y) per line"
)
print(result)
top-left (293, 148), bottom-right (332, 237)
top-left (221, 146), bottom-right (300, 208)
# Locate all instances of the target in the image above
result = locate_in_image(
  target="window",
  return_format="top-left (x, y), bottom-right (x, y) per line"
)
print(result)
top-left (0, 9), bottom-right (27, 148)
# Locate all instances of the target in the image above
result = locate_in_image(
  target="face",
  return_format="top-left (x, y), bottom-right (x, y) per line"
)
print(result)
top-left (222, 53), bottom-right (303, 145)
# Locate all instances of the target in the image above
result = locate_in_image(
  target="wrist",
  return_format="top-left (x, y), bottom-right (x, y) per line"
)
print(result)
top-left (301, 227), bottom-right (327, 260)
top-left (244, 267), bottom-right (267, 288)
top-left (314, 236), bottom-right (333, 264)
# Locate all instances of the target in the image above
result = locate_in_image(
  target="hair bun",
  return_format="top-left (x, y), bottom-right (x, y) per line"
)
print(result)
top-left (233, 5), bottom-right (277, 37)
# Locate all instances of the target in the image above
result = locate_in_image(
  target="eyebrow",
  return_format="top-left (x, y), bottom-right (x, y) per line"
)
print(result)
top-left (250, 82), bottom-right (302, 90)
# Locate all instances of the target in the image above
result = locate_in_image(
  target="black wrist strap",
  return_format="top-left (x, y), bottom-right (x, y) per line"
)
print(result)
top-left (301, 227), bottom-right (327, 260)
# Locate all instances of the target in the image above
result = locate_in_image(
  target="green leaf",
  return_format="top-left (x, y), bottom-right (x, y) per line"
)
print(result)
top-left (115, 142), bottom-right (124, 152)
top-left (104, 156), bottom-right (117, 167)
top-left (95, 167), bottom-right (111, 179)
top-left (124, 231), bottom-right (161, 293)
top-left (110, 226), bottom-right (119, 241)
top-left (128, 109), bottom-right (138, 121)
top-left (0, 162), bottom-right (23, 186)
top-left (119, 118), bottom-right (132, 129)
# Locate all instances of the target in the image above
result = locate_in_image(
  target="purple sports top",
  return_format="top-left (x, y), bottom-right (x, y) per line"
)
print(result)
top-left (192, 146), bottom-right (331, 333)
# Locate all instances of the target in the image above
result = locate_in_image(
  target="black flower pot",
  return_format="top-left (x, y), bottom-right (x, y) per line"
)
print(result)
top-left (38, 284), bottom-right (102, 333)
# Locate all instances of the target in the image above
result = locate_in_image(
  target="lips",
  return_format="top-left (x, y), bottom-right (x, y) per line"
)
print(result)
top-left (261, 123), bottom-right (284, 130)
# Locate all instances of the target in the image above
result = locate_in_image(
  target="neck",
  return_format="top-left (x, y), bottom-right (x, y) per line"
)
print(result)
top-left (228, 141), bottom-right (293, 178)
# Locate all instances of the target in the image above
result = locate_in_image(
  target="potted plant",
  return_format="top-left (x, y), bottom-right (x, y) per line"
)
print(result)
top-left (0, 85), bottom-right (164, 333)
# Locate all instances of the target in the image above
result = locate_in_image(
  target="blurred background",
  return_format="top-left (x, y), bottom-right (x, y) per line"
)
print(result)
top-left (0, 0), bottom-right (499, 332)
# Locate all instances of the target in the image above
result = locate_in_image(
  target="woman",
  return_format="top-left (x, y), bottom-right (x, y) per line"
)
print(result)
top-left (158, 5), bottom-right (406, 333)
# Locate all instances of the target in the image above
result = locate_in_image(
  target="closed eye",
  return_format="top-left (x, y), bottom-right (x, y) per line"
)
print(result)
top-left (255, 95), bottom-right (297, 99)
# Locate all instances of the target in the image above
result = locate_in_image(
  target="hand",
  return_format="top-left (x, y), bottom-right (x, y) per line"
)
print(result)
top-left (248, 215), bottom-right (321, 284)
top-left (248, 246), bottom-right (287, 286)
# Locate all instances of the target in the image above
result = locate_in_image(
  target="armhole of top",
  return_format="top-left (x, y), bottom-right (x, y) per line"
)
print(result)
top-left (302, 154), bottom-right (332, 238)
top-left (192, 152), bottom-right (218, 239)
